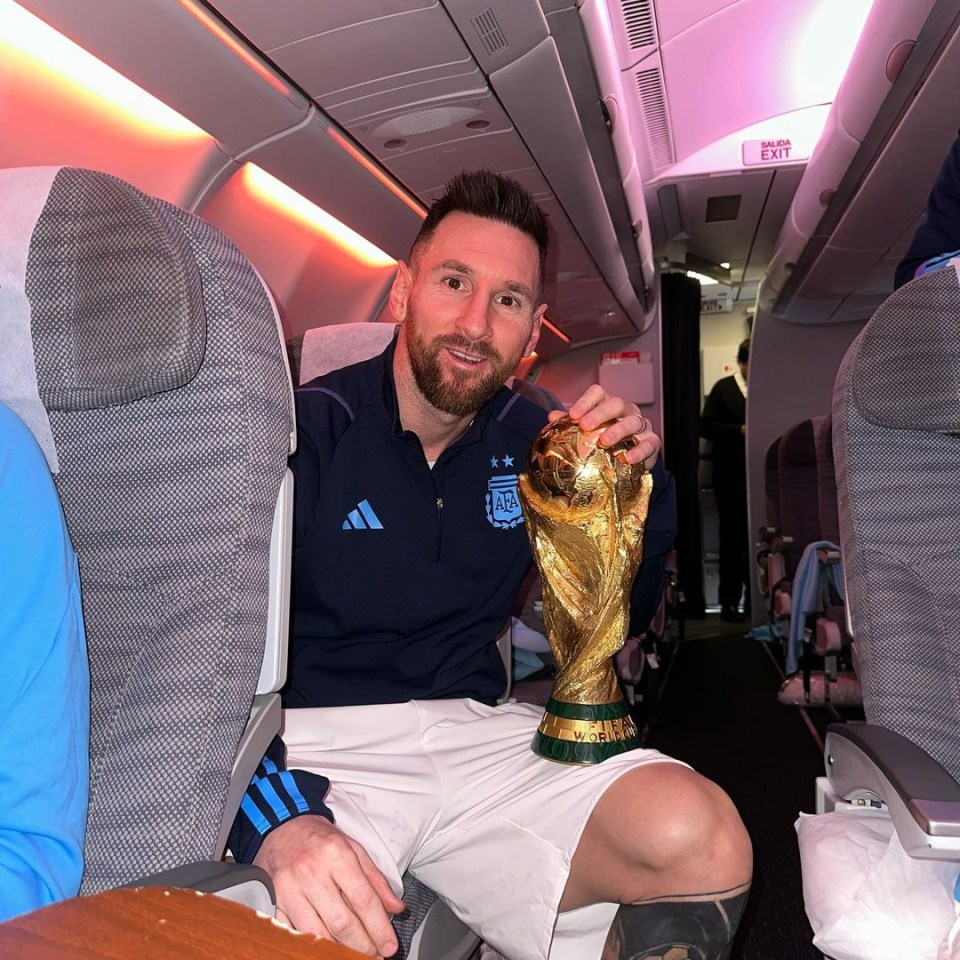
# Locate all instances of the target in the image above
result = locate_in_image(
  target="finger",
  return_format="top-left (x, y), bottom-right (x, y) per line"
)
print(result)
top-left (577, 397), bottom-right (637, 433)
top-left (565, 384), bottom-right (607, 421)
top-left (312, 883), bottom-right (382, 957)
top-left (273, 907), bottom-right (293, 930)
top-left (596, 412), bottom-right (645, 448)
top-left (345, 845), bottom-right (404, 954)
top-left (546, 408), bottom-right (565, 423)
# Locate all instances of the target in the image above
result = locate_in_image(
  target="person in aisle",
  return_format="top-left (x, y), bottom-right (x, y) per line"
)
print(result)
top-left (895, 132), bottom-right (960, 289)
top-left (230, 170), bottom-right (752, 960)
top-left (700, 338), bottom-right (751, 623)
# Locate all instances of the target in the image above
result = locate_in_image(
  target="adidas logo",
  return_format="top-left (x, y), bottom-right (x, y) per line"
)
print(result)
top-left (341, 499), bottom-right (383, 530)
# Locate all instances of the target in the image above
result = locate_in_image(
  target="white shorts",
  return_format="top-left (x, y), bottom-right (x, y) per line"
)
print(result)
top-left (282, 699), bottom-right (684, 960)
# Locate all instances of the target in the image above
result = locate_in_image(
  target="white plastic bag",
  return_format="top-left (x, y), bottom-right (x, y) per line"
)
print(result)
top-left (796, 811), bottom-right (958, 960)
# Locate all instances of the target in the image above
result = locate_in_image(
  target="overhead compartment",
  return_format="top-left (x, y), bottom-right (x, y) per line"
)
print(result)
top-left (766, 0), bottom-right (953, 323)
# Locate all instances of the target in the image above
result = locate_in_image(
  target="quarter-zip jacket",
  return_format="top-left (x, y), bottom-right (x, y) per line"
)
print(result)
top-left (228, 332), bottom-right (677, 863)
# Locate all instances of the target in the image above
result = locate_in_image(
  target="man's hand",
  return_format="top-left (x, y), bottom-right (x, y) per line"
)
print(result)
top-left (253, 814), bottom-right (405, 958)
top-left (550, 384), bottom-right (661, 469)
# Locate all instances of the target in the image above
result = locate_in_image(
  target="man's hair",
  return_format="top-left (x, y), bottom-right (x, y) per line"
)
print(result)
top-left (737, 338), bottom-right (750, 364)
top-left (410, 170), bottom-right (549, 295)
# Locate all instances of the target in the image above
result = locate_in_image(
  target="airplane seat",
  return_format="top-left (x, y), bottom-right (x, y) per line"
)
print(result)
top-left (766, 420), bottom-right (819, 625)
top-left (0, 165), bottom-right (294, 906)
top-left (810, 416), bottom-right (851, 665)
top-left (291, 320), bottom-right (487, 960)
top-left (777, 418), bottom-right (822, 575)
top-left (787, 415), bottom-right (857, 706)
top-left (756, 436), bottom-right (785, 600)
top-left (799, 266), bottom-right (960, 957)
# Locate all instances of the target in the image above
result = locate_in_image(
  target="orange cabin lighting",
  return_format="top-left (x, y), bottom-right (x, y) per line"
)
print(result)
top-left (242, 164), bottom-right (397, 269)
top-left (174, 0), bottom-right (291, 99)
top-left (0, 0), bottom-right (207, 141)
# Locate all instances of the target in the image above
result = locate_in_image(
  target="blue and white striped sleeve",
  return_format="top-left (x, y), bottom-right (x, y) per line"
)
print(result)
top-left (227, 735), bottom-right (334, 864)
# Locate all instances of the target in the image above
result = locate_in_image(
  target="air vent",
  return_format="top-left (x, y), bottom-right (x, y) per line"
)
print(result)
top-left (620, 0), bottom-right (656, 50)
top-left (472, 9), bottom-right (508, 57)
top-left (705, 195), bottom-right (742, 223)
top-left (635, 67), bottom-right (674, 169)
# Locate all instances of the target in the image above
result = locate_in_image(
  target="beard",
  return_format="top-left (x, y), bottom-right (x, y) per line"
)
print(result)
top-left (404, 321), bottom-right (520, 417)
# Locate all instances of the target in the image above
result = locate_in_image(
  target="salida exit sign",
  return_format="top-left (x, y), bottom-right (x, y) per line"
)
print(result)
top-left (741, 138), bottom-right (808, 166)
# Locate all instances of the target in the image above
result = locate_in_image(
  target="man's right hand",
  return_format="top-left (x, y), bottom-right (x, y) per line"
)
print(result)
top-left (253, 814), bottom-right (405, 958)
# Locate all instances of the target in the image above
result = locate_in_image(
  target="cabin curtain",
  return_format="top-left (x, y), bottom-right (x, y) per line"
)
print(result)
top-left (660, 272), bottom-right (706, 618)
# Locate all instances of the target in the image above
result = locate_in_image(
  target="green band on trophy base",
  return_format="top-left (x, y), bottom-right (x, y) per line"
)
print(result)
top-left (533, 697), bottom-right (639, 765)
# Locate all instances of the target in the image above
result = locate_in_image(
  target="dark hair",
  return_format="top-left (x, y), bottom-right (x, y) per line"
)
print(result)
top-left (737, 338), bottom-right (750, 364)
top-left (411, 170), bottom-right (549, 295)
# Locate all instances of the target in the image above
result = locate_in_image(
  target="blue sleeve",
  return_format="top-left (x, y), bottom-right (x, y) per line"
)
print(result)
top-left (895, 135), bottom-right (960, 289)
top-left (227, 735), bottom-right (334, 865)
top-left (0, 403), bottom-right (89, 921)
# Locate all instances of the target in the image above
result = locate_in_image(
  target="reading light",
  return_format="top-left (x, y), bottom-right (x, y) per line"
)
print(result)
top-left (685, 253), bottom-right (731, 286)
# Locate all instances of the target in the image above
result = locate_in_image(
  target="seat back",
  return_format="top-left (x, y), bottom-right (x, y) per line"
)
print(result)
top-left (764, 436), bottom-right (783, 532)
top-left (777, 419), bottom-right (820, 575)
top-left (833, 266), bottom-right (960, 782)
top-left (812, 415), bottom-right (840, 545)
top-left (0, 166), bottom-right (295, 892)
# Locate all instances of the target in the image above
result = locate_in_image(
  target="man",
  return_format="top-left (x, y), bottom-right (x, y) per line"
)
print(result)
top-left (0, 401), bottom-right (88, 920)
top-left (700, 339), bottom-right (750, 624)
top-left (230, 172), bottom-right (751, 959)
top-left (895, 133), bottom-right (960, 290)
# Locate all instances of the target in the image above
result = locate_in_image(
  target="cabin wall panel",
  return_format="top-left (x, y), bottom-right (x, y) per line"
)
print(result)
top-left (201, 168), bottom-right (398, 341)
top-left (0, 35), bottom-right (224, 206)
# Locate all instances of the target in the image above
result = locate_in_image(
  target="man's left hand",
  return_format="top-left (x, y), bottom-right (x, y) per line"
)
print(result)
top-left (548, 384), bottom-right (660, 470)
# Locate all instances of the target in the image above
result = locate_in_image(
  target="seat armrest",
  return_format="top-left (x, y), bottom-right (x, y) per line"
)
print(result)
top-left (121, 861), bottom-right (275, 914)
top-left (215, 693), bottom-right (282, 857)
top-left (825, 723), bottom-right (960, 859)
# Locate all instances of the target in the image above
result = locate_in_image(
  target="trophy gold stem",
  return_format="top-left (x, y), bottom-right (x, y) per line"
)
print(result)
top-left (518, 416), bottom-right (652, 765)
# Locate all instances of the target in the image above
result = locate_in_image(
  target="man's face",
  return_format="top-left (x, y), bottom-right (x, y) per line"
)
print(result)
top-left (390, 211), bottom-right (546, 417)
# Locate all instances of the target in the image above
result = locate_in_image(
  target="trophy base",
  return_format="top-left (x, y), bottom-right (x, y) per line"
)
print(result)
top-left (533, 697), bottom-right (639, 765)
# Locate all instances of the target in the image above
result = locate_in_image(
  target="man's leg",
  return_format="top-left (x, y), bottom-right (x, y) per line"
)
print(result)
top-left (561, 762), bottom-right (752, 959)
top-left (715, 490), bottom-right (746, 621)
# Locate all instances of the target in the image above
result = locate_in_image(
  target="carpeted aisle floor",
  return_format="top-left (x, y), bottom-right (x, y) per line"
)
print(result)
top-left (644, 624), bottom-right (827, 960)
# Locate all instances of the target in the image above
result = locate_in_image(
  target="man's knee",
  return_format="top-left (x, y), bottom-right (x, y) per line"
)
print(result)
top-left (590, 763), bottom-right (752, 897)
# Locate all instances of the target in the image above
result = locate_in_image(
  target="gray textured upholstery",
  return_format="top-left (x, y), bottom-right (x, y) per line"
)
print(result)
top-left (11, 166), bottom-right (293, 892)
top-left (832, 265), bottom-right (960, 782)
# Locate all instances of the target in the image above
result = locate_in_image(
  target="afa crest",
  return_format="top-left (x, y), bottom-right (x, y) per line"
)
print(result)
top-left (486, 473), bottom-right (524, 529)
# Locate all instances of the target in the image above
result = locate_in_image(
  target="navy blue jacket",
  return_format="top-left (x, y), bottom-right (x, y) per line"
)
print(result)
top-left (895, 134), bottom-right (960, 289)
top-left (229, 334), bottom-right (677, 863)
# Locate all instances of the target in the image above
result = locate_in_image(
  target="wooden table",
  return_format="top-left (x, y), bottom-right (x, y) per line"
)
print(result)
top-left (0, 887), bottom-right (366, 959)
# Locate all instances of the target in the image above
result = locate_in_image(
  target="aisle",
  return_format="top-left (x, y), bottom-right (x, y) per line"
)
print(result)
top-left (645, 625), bottom-right (826, 960)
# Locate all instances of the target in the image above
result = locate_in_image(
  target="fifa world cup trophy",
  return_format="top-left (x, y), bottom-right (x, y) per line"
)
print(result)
top-left (518, 415), bottom-right (652, 764)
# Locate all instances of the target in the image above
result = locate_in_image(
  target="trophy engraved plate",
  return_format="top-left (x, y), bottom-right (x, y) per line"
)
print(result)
top-left (518, 416), bottom-right (653, 764)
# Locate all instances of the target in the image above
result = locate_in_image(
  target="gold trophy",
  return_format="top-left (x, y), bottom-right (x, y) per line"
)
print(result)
top-left (518, 415), bottom-right (653, 764)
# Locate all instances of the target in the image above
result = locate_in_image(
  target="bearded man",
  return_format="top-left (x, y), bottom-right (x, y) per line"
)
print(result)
top-left (230, 170), bottom-right (751, 960)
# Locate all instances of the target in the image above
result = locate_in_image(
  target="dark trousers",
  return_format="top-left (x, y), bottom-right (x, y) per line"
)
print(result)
top-left (715, 484), bottom-right (749, 612)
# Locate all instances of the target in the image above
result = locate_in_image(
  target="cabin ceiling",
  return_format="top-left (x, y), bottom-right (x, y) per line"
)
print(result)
top-left (198, 0), bottom-right (657, 347)
top-left (14, 0), bottom-right (959, 336)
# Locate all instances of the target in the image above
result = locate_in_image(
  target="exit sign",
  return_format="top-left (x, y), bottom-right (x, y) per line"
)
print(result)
top-left (741, 138), bottom-right (808, 166)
